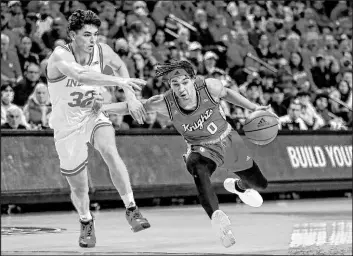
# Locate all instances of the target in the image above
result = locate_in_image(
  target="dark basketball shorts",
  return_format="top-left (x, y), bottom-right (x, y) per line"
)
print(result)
top-left (184, 130), bottom-right (253, 172)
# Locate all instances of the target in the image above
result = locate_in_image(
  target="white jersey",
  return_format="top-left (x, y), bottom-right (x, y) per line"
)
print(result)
top-left (47, 43), bottom-right (105, 131)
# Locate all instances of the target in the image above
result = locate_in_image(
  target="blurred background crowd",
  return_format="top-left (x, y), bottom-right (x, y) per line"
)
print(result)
top-left (1, 0), bottom-right (352, 131)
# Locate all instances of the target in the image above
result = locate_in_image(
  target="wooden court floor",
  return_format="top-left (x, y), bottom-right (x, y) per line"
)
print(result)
top-left (1, 198), bottom-right (352, 255)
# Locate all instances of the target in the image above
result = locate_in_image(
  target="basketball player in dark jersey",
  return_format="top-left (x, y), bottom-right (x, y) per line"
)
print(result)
top-left (101, 60), bottom-right (271, 248)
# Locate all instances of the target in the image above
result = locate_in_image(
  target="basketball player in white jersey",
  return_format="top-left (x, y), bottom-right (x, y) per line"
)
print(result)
top-left (46, 10), bottom-right (150, 248)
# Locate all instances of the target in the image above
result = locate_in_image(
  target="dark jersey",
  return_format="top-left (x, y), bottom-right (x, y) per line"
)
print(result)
top-left (164, 76), bottom-right (231, 145)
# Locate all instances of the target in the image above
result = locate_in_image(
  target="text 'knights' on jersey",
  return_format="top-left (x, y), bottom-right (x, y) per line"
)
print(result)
top-left (46, 43), bottom-right (105, 131)
top-left (164, 76), bottom-right (231, 145)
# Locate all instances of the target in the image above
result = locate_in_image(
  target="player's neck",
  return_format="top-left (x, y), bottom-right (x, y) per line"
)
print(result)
top-left (70, 42), bottom-right (91, 66)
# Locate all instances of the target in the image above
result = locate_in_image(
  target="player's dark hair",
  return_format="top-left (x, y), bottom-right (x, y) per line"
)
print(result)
top-left (155, 60), bottom-right (195, 79)
top-left (67, 9), bottom-right (101, 33)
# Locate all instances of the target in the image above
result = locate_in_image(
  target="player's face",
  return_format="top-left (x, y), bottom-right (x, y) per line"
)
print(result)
top-left (170, 75), bottom-right (195, 101)
top-left (72, 25), bottom-right (99, 53)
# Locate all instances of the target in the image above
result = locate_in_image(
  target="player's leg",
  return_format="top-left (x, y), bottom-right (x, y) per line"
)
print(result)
top-left (65, 168), bottom-right (96, 248)
top-left (92, 124), bottom-right (150, 232)
top-left (55, 133), bottom-right (96, 248)
top-left (185, 152), bottom-right (235, 248)
top-left (223, 132), bottom-right (268, 207)
top-left (186, 152), bottom-right (218, 218)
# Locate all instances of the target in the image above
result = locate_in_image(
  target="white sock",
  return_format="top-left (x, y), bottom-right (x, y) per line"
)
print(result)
top-left (121, 192), bottom-right (136, 209)
top-left (80, 212), bottom-right (92, 222)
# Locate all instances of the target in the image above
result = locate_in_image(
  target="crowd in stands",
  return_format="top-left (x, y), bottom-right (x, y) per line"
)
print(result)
top-left (1, 0), bottom-right (352, 131)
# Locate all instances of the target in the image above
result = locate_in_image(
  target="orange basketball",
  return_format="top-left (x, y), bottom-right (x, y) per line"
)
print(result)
top-left (243, 110), bottom-right (279, 146)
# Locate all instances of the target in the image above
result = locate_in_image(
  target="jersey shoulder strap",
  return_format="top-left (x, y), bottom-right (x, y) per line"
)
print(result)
top-left (195, 76), bottom-right (217, 105)
top-left (194, 76), bottom-right (205, 91)
top-left (163, 89), bottom-right (175, 120)
top-left (96, 43), bottom-right (104, 73)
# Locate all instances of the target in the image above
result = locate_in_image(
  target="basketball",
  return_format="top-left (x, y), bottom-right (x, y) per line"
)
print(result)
top-left (243, 110), bottom-right (279, 146)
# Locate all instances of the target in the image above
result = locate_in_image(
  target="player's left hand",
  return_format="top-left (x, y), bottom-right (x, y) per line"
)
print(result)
top-left (92, 91), bottom-right (104, 114)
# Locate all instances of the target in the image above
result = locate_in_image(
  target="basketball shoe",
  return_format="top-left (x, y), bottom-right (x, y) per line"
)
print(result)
top-left (79, 213), bottom-right (96, 248)
top-left (224, 178), bottom-right (263, 207)
top-left (126, 206), bottom-right (151, 232)
top-left (211, 210), bottom-right (236, 248)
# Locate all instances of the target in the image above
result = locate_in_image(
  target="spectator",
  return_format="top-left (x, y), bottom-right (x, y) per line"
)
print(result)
top-left (126, 1), bottom-right (156, 37)
top-left (24, 12), bottom-right (50, 60)
top-left (127, 21), bottom-right (149, 54)
top-left (139, 42), bottom-right (158, 79)
top-left (1, 83), bottom-right (16, 125)
top-left (23, 83), bottom-right (52, 130)
top-left (13, 62), bottom-right (42, 107)
top-left (190, 9), bottom-right (215, 48)
top-left (97, 20), bottom-right (114, 49)
top-left (1, 2), bottom-right (21, 51)
top-left (17, 35), bottom-right (40, 73)
top-left (279, 99), bottom-right (308, 130)
top-left (41, 17), bottom-right (68, 50)
top-left (1, 33), bottom-right (23, 85)
top-left (314, 93), bottom-right (346, 130)
top-left (311, 54), bottom-right (330, 91)
top-left (35, 1), bottom-right (53, 38)
top-left (1, 105), bottom-right (28, 130)
top-left (201, 51), bottom-right (225, 78)
top-left (255, 34), bottom-right (279, 63)
top-left (296, 91), bottom-right (325, 130)
top-left (209, 13), bottom-right (232, 47)
top-left (114, 38), bottom-right (136, 79)
top-left (187, 42), bottom-right (204, 74)
top-left (8, 0), bottom-right (25, 30)
top-left (109, 113), bottom-right (130, 131)
top-left (270, 87), bottom-right (287, 117)
top-left (151, 28), bottom-right (169, 63)
top-left (174, 27), bottom-right (190, 60)
top-left (288, 52), bottom-right (316, 92)
top-left (226, 31), bottom-right (258, 79)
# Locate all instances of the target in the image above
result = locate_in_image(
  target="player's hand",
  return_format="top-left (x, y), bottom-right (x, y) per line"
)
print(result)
top-left (127, 98), bottom-right (147, 124)
top-left (92, 91), bottom-right (104, 114)
top-left (254, 105), bottom-right (279, 119)
top-left (120, 78), bottom-right (146, 92)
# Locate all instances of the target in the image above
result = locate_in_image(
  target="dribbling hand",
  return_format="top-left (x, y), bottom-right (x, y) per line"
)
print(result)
top-left (127, 99), bottom-right (147, 124)
top-left (254, 105), bottom-right (279, 119)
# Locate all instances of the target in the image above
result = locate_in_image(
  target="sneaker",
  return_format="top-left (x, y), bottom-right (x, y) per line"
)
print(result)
top-left (224, 178), bottom-right (263, 207)
top-left (211, 210), bottom-right (236, 248)
top-left (79, 213), bottom-right (96, 248)
top-left (126, 206), bottom-right (151, 232)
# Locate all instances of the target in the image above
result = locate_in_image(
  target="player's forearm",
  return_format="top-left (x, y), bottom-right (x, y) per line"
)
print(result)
top-left (77, 70), bottom-right (128, 88)
top-left (224, 89), bottom-right (258, 111)
top-left (101, 102), bottom-right (129, 115)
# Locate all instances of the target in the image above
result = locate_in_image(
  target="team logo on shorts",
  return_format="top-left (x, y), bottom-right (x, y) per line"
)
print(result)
top-left (1, 226), bottom-right (66, 235)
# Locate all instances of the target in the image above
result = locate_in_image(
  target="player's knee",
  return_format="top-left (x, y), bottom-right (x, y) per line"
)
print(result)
top-left (186, 152), bottom-right (216, 178)
top-left (237, 161), bottom-right (268, 190)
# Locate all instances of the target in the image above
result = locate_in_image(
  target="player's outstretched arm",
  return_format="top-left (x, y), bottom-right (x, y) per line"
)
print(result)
top-left (205, 78), bottom-right (269, 112)
top-left (49, 47), bottom-right (145, 91)
top-left (101, 95), bottom-right (170, 118)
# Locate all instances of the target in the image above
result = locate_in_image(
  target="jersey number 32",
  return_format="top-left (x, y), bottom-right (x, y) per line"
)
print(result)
top-left (68, 91), bottom-right (94, 108)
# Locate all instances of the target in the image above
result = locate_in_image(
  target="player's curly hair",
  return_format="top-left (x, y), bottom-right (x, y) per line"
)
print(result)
top-left (67, 9), bottom-right (101, 33)
top-left (155, 60), bottom-right (195, 79)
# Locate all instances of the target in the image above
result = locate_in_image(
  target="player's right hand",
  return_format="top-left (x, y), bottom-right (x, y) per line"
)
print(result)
top-left (121, 78), bottom-right (146, 92)
top-left (127, 98), bottom-right (147, 124)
